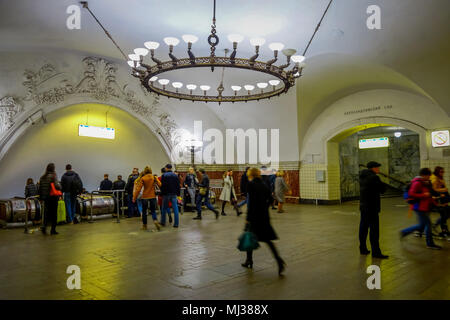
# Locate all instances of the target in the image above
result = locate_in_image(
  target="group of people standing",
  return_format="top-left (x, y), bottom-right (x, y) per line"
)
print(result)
top-left (359, 161), bottom-right (449, 258)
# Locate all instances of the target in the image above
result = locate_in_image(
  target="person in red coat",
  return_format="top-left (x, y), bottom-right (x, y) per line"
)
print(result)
top-left (400, 168), bottom-right (441, 249)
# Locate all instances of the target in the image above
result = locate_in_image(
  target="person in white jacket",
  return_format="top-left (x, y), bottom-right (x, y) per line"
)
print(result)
top-left (219, 170), bottom-right (242, 216)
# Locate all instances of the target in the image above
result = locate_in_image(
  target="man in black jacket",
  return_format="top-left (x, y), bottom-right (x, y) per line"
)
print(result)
top-left (125, 168), bottom-right (139, 217)
top-left (61, 164), bottom-right (83, 223)
top-left (160, 164), bottom-right (181, 227)
top-left (100, 174), bottom-right (113, 191)
top-left (359, 161), bottom-right (388, 259)
top-left (113, 175), bottom-right (126, 190)
top-left (237, 167), bottom-right (250, 209)
top-left (194, 168), bottom-right (219, 220)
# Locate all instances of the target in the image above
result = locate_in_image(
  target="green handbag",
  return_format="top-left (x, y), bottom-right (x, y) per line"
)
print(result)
top-left (57, 199), bottom-right (66, 224)
top-left (237, 224), bottom-right (260, 252)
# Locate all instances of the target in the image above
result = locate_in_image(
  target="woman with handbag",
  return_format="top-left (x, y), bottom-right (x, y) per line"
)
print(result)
top-left (39, 163), bottom-right (62, 235)
top-left (219, 170), bottom-right (242, 216)
top-left (241, 167), bottom-right (286, 276)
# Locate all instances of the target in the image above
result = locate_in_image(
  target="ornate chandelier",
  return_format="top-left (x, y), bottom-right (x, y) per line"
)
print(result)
top-left (127, 0), bottom-right (306, 104)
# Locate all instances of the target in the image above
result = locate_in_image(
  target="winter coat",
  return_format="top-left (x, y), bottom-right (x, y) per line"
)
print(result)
top-left (161, 171), bottom-right (180, 196)
top-left (39, 172), bottom-right (61, 200)
top-left (61, 170), bottom-right (83, 194)
top-left (240, 172), bottom-right (249, 194)
top-left (100, 179), bottom-right (113, 191)
top-left (133, 174), bottom-right (161, 200)
top-left (359, 169), bottom-right (386, 213)
top-left (219, 175), bottom-right (237, 201)
top-left (274, 176), bottom-right (289, 203)
top-left (246, 177), bottom-right (277, 242)
top-left (125, 174), bottom-right (139, 194)
top-left (112, 179), bottom-right (126, 190)
top-left (183, 173), bottom-right (197, 189)
top-left (409, 177), bottom-right (435, 212)
top-left (25, 183), bottom-right (38, 198)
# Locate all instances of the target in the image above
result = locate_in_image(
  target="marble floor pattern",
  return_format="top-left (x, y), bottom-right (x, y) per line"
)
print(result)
top-left (0, 197), bottom-right (448, 300)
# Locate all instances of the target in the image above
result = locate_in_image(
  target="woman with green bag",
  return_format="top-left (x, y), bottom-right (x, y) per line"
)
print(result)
top-left (57, 198), bottom-right (67, 224)
top-left (240, 167), bottom-right (286, 276)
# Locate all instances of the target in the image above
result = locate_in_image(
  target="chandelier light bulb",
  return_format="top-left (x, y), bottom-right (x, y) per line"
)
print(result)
top-left (231, 86), bottom-right (242, 91)
top-left (291, 55), bottom-right (305, 63)
top-left (144, 41), bottom-right (160, 50)
top-left (257, 82), bottom-right (268, 89)
top-left (127, 60), bottom-right (140, 68)
top-left (394, 132), bottom-right (402, 138)
top-left (186, 84), bottom-right (197, 90)
top-left (149, 76), bottom-right (158, 82)
top-left (134, 48), bottom-right (149, 56)
top-left (182, 34), bottom-right (199, 44)
top-left (227, 34), bottom-right (244, 43)
top-left (200, 85), bottom-right (211, 91)
top-left (269, 42), bottom-right (285, 51)
top-left (249, 37), bottom-right (266, 47)
top-left (164, 37), bottom-right (180, 46)
top-left (128, 53), bottom-right (140, 61)
top-left (158, 79), bottom-right (170, 85)
top-left (282, 48), bottom-right (296, 57)
top-left (269, 79), bottom-right (280, 86)
top-left (172, 82), bottom-right (183, 89)
top-left (244, 85), bottom-right (255, 91)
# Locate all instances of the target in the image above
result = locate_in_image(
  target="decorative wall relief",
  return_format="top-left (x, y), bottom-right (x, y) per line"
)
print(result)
top-left (2, 56), bottom-right (179, 150)
top-left (0, 96), bottom-right (22, 135)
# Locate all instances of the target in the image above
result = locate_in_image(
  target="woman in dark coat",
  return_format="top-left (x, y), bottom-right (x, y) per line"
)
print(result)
top-left (39, 163), bottom-right (61, 235)
top-left (242, 168), bottom-right (286, 275)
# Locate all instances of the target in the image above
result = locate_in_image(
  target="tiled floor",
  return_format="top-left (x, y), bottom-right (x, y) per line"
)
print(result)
top-left (0, 198), bottom-right (448, 300)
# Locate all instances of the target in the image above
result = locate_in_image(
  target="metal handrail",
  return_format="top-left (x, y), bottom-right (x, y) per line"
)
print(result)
top-left (24, 196), bottom-right (40, 234)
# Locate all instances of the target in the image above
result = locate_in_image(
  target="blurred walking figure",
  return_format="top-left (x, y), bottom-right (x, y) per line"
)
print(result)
top-left (400, 168), bottom-right (442, 249)
top-left (125, 168), bottom-right (139, 218)
top-left (39, 163), bottom-right (61, 235)
top-left (431, 166), bottom-right (449, 237)
top-left (219, 169), bottom-right (242, 216)
top-left (133, 166), bottom-right (162, 231)
top-left (237, 167), bottom-right (250, 209)
top-left (25, 178), bottom-right (38, 198)
top-left (193, 168), bottom-right (219, 220)
top-left (359, 161), bottom-right (388, 259)
top-left (242, 168), bottom-right (285, 276)
top-left (183, 167), bottom-right (198, 209)
top-left (274, 170), bottom-right (289, 213)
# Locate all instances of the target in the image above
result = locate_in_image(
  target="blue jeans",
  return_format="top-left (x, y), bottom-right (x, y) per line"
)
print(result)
top-left (137, 199), bottom-right (143, 215)
top-left (161, 195), bottom-right (179, 227)
top-left (127, 194), bottom-right (137, 218)
top-left (141, 198), bottom-right (157, 225)
top-left (401, 210), bottom-right (435, 246)
top-left (196, 192), bottom-right (217, 216)
top-left (237, 193), bottom-right (249, 208)
top-left (63, 192), bottom-right (76, 223)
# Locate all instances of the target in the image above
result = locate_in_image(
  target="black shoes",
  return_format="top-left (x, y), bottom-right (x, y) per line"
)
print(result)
top-left (277, 258), bottom-right (286, 276)
top-left (372, 253), bottom-right (389, 259)
top-left (237, 211), bottom-right (243, 216)
top-left (193, 216), bottom-right (202, 220)
top-left (40, 227), bottom-right (47, 235)
top-left (50, 230), bottom-right (58, 235)
top-left (241, 260), bottom-right (253, 269)
top-left (221, 212), bottom-right (227, 216)
top-left (360, 249), bottom-right (371, 255)
top-left (169, 215), bottom-right (173, 224)
top-left (427, 244), bottom-right (442, 250)
top-left (215, 211), bottom-right (219, 219)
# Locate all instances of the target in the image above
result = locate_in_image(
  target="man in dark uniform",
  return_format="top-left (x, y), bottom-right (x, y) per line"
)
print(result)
top-left (359, 161), bottom-right (388, 259)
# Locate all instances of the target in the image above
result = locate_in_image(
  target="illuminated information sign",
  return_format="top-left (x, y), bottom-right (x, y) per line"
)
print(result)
top-left (431, 130), bottom-right (449, 147)
top-left (359, 137), bottom-right (389, 149)
top-left (78, 125), bottom-right (115, 140)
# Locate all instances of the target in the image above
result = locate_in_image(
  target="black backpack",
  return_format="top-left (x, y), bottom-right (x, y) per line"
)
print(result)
top-left (71, 174), bottom-right (83, 195)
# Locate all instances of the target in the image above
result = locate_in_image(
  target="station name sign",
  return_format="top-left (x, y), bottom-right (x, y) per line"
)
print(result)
top-left (359, 137), bottom-right (389, 149)
top-left (78, 124), bottom-right (115, 140)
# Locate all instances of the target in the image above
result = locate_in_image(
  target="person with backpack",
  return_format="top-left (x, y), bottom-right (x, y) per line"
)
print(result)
top-left (400, 168), bottom-right (442, 249)
top-left (358, 161), bottom-right (389, 259)
top-left (160, 164), bottom-right (180, 227)
top-left (61, 164), bottom-right (83, 224)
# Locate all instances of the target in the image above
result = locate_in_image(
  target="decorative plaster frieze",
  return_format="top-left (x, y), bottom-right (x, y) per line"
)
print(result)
top-left (0, 96), bottom-right (22, 136)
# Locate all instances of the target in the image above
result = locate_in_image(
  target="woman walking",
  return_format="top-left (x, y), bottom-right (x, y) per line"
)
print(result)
top-left (274, 170), bottom-right (289, 213)
top-left (242, 168), bottom-right (286, 275)
top-left (133, 166), bottom-right (162, 231)
top-left (39, 163), bottom-right (61, 235)
top-left (219, 169), bottom-right (242, 216)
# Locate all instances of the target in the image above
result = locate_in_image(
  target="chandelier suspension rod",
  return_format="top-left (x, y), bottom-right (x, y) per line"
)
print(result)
top-left (80, 1), bottom-right (129, 61)
top-left (302, 0), bottom-right (334, 56)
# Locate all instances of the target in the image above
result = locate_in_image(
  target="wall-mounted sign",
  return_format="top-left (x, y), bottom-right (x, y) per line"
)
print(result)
top-left (78, 125), bottom-right (115, 140)
top-left (359, 137), bottom-right (389, 149)
top-left (431, 130), bottom-right (449, 147)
